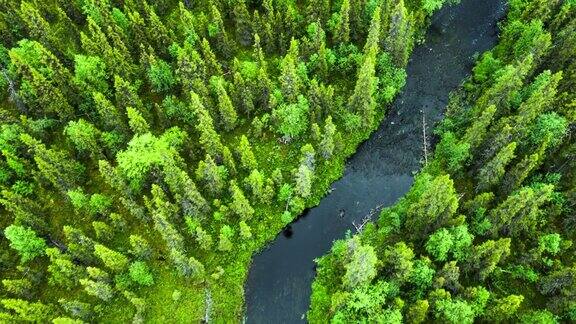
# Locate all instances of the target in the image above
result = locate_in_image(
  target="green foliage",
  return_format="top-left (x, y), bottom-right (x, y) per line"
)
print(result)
top-left (94, 244), bottom-right (129, 273)
top-left (426, 228), bottom-right (453, 262)
top-left (273, 94), bottom-right (310, 141)
top-left (129, 261), bottom-right (154, 286)
top-left (116, 128), bottom-right (185, 191)
top-left (148, 58), bottom-right (175, 93)
top-left (4, 225), bottom-right (46, 263)
top-left (342, 237), bottom-right (378, 289)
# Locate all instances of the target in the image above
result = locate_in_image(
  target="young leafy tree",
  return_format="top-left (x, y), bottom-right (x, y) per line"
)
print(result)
top-left (73, 55), bottom-right (108, 95)
top-left (294, 145), bottom-right (316, 198)
top-left (425, 228), bottom-right (453, 262)
top-left (4, 225), bottom-right (46, 263)
top-left (273, 95), bottom-right (310, 141)
top-left (342, 237), bottom-right (378, 290)
top-left (129, 261), bottom-right (154, 286)
top-left (147, 56), bottom-right (176, 93)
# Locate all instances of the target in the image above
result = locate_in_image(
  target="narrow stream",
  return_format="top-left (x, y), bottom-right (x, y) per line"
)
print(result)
top-left (245, 0), bottom-right (507, 322)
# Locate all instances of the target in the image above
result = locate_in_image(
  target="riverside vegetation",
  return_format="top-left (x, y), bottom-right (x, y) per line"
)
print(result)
top-left (0, 0), bottom-right (460, 322)
top-left (309, 0), bottom-right (576, 322)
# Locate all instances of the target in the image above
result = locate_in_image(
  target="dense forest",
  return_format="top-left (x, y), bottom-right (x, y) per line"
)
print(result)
top-left (309, 0), bottom-right (576, 322)
top-left (0, 0), bottom-right (461, 322)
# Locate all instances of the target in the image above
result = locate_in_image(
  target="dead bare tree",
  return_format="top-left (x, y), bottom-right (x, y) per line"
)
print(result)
top-left (352, 203), bottom-right (387, 233)
top-left (1, 67), bottom-right (26, 113)
top-left (352, 215), bottom-right (371, 233)
top-left (421, 109), bottom-right (429, 165)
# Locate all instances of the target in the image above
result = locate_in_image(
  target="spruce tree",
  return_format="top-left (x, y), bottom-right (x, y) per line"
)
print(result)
top-left (334, 0), bottom-right (351, 44)
top-left (210, 76), bottom-right (238, 131)
top-left (348, 46), bottom-right (378, 127)
top-left (385, 0), bottom-right (411, 66)
top-left (191, 91), bottom-right (224, 159)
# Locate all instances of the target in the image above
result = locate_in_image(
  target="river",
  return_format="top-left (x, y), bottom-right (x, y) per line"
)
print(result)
top-left (244, 0), bottom-right (507, 322)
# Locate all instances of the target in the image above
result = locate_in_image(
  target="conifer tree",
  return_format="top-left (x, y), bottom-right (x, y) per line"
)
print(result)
top-left (229, 181), bottom-right (254, 221)
top-left (237, 135), bottom-right (258, 171)
top-left (1, 298), bottom-right (54, 321)
top-left (20, 134), bottom-right (85, 192)
top-left (279, 39), bottom-right (302, 103)
top-left (46, 248), bottom-right (84, 289)
top-left (320, 116), bottom-right (337, 159)
top-left (487, 184), bottom-right (554, 237)
top-left (462, 105), bottom-right (497, 150)
top-left (94, 244), bottom-right (129, 273)
top-left (64, 119), bottom-right (102, 158)
top-left (191, 91), bottom-right (224, 158)
top-left (79, 279), bottom-right (114, 301)
top-left (232, 0), bottom-right (252, 46)
top-left (364, 6), bottom-right (381, 54)
top-left (334, 0), bottom-right (351, 44)
top-left (217, 225), bottom-right (234, 252)
top-left (93, 92), bottom-right (127, 132)
top-left (19, 2), bottom-right (58, 54)
top-left (232, 71), bottom-right (255, 117)
top-left (348, 46), bottom-right (378, 127)
top-left (385, 0), bottom-right (411, 66)
top-left (114, 75), bottom-right (145, 117)
top-left (162, 161), bottom-right (209, 218)
top-left (126, 107), bottom-right (150, 134)
top-left (199, 37), bottom-right (223, 77)
top-left (475, 57), bottom-right (533, 115)
top-left (195, 154), bottom-right (227, 196)
top-left (210, 76), bottom-right (238, 131)
top-left (467, 238), bottom-right (511, 281)
top-left (129, 235), bottom-right (152, 260)
top-left (246, 169), bottom-right (265, 202)
top-left (208, 4), bottom-right (232, 57)
top-left (404, 175), bottom-right (459, 239)
top-left (476, 142), bottom-right (517, 192)
top-left (63, 226), bottom-right (95, 263)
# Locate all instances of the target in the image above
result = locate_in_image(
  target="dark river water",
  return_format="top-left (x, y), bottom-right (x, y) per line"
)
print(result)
top-left (244, 0), bottom-right (507, 322)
